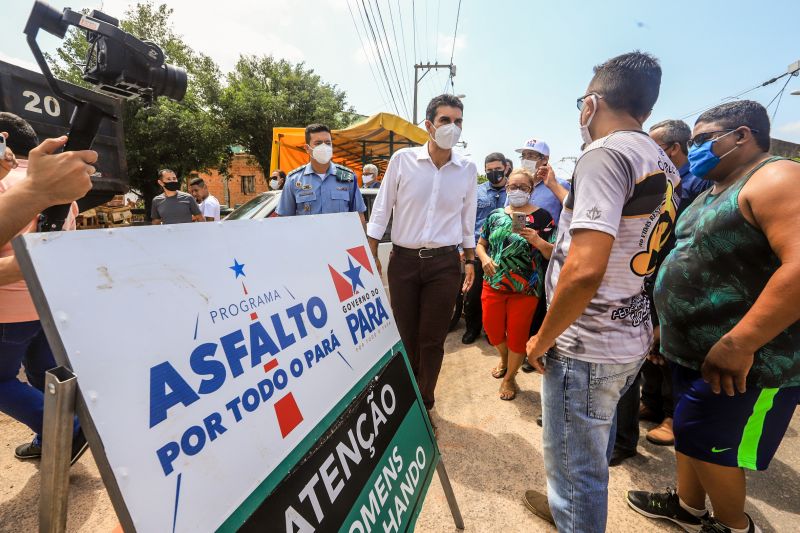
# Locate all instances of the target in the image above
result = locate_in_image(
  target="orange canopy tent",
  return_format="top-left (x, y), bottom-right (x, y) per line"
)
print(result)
top-left (269, 112), bottom-right (428, 186)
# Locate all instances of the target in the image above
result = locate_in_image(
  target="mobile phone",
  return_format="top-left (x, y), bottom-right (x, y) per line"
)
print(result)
top-left (0, 135), bottom-right (6, 159)
top-left (511, 212), bottom-right (526, 233)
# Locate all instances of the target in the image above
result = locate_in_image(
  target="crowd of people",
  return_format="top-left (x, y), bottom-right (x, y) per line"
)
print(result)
top-left (1, 48), bottom-right (798, 533)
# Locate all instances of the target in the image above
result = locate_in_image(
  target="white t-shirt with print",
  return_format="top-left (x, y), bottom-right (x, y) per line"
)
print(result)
top-left (545, 130), bottom-right (681, 364)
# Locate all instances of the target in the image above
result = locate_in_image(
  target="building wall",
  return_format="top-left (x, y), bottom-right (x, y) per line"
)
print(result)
top-left (770, 138), bottom-right (800, 159)
top-left (192, 154), bottom-right (269, 208)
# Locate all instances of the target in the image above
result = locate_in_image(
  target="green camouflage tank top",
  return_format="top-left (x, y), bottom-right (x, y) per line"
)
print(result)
top-left (655, 156), bottom-right (800, 388)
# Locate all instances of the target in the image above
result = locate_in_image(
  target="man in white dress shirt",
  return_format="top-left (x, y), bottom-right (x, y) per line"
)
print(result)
top-left (367, 94), bottom-right (478, 415)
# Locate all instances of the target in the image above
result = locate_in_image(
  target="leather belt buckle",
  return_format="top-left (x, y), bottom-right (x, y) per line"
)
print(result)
top-left (418, 248), bottom-right (434, 259)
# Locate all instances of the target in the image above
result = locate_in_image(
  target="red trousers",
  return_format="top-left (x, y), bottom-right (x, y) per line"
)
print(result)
top-left (481, 283), bottom-right (539, 354)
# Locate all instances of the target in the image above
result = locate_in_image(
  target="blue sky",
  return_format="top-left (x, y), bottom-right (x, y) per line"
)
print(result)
top-left (3, 0), bottom-right (799, 178)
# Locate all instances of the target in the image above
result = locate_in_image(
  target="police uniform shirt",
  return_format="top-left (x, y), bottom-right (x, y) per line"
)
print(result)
top-left (276, 162), bottom-right (367, 216)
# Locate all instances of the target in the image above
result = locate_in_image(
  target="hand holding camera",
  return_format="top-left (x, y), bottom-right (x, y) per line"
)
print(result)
top-left (26, 136), bottom-right (96, 208)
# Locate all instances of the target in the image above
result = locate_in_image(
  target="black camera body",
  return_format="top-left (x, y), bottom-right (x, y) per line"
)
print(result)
top-left (23, 1), bottom-right (187, 230)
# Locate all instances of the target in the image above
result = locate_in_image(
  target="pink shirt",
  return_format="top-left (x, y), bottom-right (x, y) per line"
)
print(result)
top-left (0, 160), bottom-right (77, 323)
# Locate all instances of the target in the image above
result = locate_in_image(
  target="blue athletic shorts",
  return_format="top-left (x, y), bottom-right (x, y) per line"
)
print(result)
top-left (672, 364), bottom-right (800, 471)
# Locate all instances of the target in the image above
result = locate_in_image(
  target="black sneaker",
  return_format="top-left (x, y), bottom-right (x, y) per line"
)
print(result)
top-left (627, 487), bottom-right (709, 533)
top-left (521, 359), bottom-right (535, 373)
top-left (15, 439), bottom-right (42, 460)
top-left (700, 514), bottom-right (761, 533)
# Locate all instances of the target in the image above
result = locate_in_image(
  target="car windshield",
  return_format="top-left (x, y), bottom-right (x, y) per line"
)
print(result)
top-left (225, 192), bottom-right (280, 220)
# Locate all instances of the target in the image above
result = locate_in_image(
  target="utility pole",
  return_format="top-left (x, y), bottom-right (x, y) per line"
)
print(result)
top-left (413, 63), bottom-right (456, 124)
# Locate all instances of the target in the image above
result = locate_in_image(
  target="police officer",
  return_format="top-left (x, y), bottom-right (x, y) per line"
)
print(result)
top-left (462, 152), bottom-right (509, 344)
top-left (276, 124), bottom-right (367, 223)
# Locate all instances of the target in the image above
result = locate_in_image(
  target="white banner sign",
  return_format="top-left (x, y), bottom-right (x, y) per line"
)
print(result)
top-left (16, 213), bottom-right (399, 532)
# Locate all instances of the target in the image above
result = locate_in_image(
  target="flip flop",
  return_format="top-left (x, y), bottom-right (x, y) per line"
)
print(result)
top-left (491, 366), bottom-right (507, 379)
top-left (499, 382), bottom-right (517, 401)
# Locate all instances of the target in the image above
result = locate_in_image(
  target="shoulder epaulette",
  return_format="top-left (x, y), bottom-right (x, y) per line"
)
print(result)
top-left (334, 164), bottom-right (355, 183)
top-left (287, 165), bottom-right (306, 178)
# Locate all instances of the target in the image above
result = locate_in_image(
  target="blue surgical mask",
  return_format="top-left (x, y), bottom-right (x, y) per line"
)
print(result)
top-left (688, 130), bottom-right (737, 178)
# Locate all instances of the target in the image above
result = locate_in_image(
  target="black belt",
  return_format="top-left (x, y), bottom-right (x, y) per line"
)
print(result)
top-left (392, 244), bottom-right (458, 259)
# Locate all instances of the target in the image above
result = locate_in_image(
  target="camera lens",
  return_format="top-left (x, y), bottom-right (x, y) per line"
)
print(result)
top-left (151, 64), bottom-right (187, 102)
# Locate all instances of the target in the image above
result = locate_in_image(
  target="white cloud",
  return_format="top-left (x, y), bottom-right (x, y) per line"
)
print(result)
top-left (437, 32), bottom-right (466, 58)
top-left (0, 51), bottom-right (41, 73)
top-left (777, 121), bottom-right (800, 135)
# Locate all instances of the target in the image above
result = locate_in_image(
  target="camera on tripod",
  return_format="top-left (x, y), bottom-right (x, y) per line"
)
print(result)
top-left (23, 1), bottom-right (188, 231)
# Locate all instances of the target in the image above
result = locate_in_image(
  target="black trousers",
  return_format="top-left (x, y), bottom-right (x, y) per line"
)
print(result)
top-left (463, 261), bottom-right (484, 334)
top-left (614, 371), bottom-right (642, 454)
top-left (641, 359), bottom-right (674, 418)
top-left (388, 250), bottom-right (462, 409)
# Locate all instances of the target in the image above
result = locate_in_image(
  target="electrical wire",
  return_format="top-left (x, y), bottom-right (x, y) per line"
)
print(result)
top-left (766, 74), bottom-right (793, 123)
top-left (346, 0), bottom-right (390, 111)
top-left (375, 0), bottom-right (411, 118)
top-left (396, 0), bottom-right (411, 75)
top-left (450, 0), bottom-right (462, 64)
top-left (412, 0), bottom-right (417, 64)
top-left (385, 0), bottom-right (412, 118)
top-left (352, 0), bottom-right (396, 114)
top-left (679, 71), bottom-right (789, 121)
top-left (369, 0), bottom-right (411, 117)
top-left (357, 0), bottom-right (402, 115)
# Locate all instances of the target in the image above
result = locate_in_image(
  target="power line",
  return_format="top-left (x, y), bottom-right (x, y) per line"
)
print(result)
top-left (435, 0), bottom-right (441, 59)
top-left (357, 0), bottom-right (401, 115)
top-left (679, 71), bottom-right (791, 121)
top-left (368, 0), bottom-right (411, 118)
top-left (396, 0), bottom-right (411, 78)
top-left (346, 0), bottom-right (390, 112)
top-left (385, 0), bottom-right (412, 118)
top-left (766, 74), bottom-right (793, 123)
top-left (412, 0), bottom-right (417, 63)
top-left (351, 0), bottom-right (395, 114)
top-left (450, 0), bottom-right (462, 64)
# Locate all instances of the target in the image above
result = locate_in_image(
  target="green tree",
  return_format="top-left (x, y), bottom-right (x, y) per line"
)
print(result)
top-left (46, 2), bottom-right (228, 199)
top-left (220, 55), bottom-right (355, 174)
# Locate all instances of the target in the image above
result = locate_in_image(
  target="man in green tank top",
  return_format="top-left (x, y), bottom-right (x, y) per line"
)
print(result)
top-left (627, 100), bottom-right (800, 533)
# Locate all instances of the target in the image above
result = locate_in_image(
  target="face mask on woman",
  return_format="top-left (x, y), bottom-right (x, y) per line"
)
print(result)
top-left (269, 178), bottom-right (280, 190)
top-left (507, 189), bottom-right (530, 207)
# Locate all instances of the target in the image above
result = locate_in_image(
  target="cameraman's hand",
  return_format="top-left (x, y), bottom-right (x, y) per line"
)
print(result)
top-left (25, 136), bottom-right (96, 207)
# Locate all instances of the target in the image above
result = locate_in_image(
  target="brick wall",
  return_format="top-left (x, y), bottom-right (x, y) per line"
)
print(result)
top-left (192, 154), bottom-right (269, 208)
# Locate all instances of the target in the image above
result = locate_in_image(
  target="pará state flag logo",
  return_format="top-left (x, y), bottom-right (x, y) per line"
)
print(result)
top-left (328, 246), bottom-right (374, 302)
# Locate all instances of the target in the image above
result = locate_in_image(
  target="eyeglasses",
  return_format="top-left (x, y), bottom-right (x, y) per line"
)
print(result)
top-left (507, 184), bottom-right (532, 193)
top-left (688, 127), bottom-right (759, 148)
top-left (576, 93), bottom-right (603, 111)
top-left (519, 153), bottom-right (543, 161)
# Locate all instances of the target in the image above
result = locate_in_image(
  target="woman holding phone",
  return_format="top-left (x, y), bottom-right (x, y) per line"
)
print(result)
top-left (475, 167), bottom-right (555, 400)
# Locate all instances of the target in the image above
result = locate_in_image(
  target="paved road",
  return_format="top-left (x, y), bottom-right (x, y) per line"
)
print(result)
top-left (1, 325), bottom-right (798, 532)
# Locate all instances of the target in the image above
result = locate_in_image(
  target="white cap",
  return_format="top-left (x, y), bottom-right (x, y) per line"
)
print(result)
top-left (515, 137), bottom-right (550, 157)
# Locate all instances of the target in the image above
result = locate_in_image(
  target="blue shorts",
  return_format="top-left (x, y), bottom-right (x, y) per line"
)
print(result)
top-left (672, 364), bottom-right (800, 471)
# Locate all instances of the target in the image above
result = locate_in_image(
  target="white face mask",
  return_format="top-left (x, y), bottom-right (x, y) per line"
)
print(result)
top-left (507, 189), bottom-right (531, 207)
top-left (362, 173), bottom-right (373, 184)
top-left (311, 143), bottom-right (333, 165)
top-left (430, 122), bottom-right (462, 150)
top-left (520, 159), bottom-right (539, 174)
top-left (579, 94), bottom-right (598, 145)
top-left (269, 178), bottom-right (280, 190)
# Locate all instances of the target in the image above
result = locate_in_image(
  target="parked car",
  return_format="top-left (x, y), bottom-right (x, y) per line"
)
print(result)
top-left (223, 189), bottom-right (464, 328)
top-left (223, 189), bottom-right (391, 297)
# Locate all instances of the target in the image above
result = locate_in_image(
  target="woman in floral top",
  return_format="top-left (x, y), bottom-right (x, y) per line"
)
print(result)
top-left (476, 168), bottom-right (555, 400)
